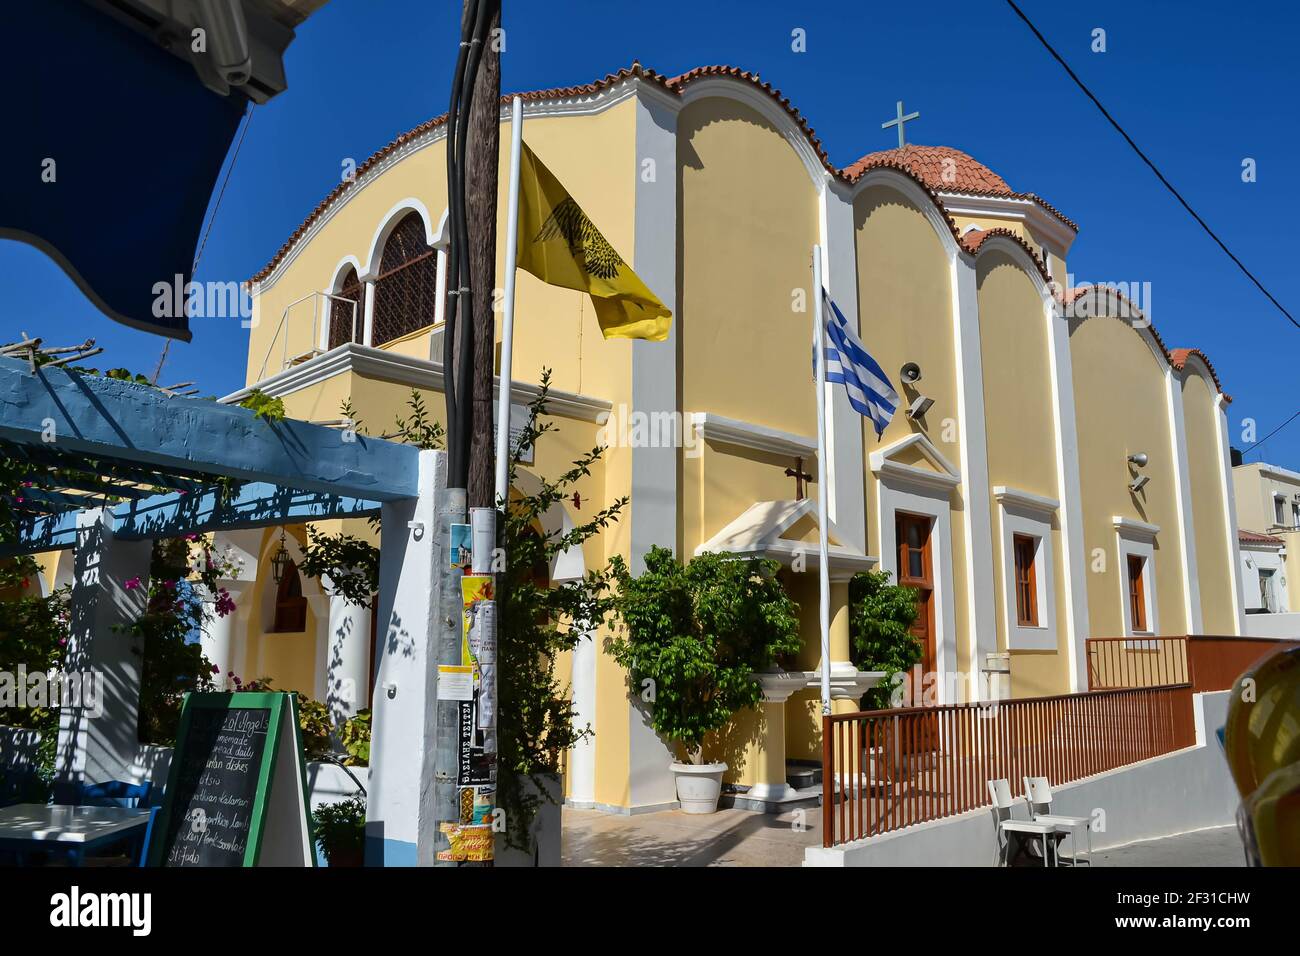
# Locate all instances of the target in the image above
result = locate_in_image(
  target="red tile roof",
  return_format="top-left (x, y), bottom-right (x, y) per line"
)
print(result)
top-left (844, 144), bottom-right (1078, 231)
top-left (1169, 347), bottom-right (1227, 394)
top-left (846, 145), bottom-right (1012, 194)
top-left (248, 62), bottom-right (1080, 286)
top-left (1062, 287), bottom-right (1231, 401)
top-left (959, 227), bottom-right (1051, 281)
top-left (1239, 529), bottom-right (1286, 546)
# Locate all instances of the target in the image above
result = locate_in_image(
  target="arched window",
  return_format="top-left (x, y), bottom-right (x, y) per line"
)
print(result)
top-left (329, 266), bottom-right (363, 350)
top-left (272, 560), bottom-right (308, 633)
top-left (372, 212), bottom-right (437, 346)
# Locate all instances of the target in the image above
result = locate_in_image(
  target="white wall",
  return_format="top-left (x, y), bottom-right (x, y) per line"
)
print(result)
top-left (805, 691), bottom-right (1239, 866)
top-left (1239, 546), bottom-right (1290, 613)
top-left (1242, 612), bottom-right (1300, 640)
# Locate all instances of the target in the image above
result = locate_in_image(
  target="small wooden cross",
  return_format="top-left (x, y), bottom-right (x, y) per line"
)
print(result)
top-left (785, 457), bottom-right (814, 500)
top-left (881, 100), bottom-right (920, 149)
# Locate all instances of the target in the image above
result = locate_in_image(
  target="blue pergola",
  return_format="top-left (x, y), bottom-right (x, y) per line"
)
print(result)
top-left (0, 354), bottom-right (418, 556)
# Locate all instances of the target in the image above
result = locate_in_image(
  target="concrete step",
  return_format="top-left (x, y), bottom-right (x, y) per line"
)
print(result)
top-left (786, 763), bottom-right (821, 790)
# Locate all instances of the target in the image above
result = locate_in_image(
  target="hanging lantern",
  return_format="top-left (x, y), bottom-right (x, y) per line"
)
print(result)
top-left (270, 528), bottom-right (292, 584)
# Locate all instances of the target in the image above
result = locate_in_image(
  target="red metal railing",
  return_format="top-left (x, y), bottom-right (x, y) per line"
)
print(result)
top-left (821, 684), bottom-right (1195, 848)
top-left (1086, 635), bottom-right (1298, 693)
top-left (1086, 637), bottom-right (1189, 690)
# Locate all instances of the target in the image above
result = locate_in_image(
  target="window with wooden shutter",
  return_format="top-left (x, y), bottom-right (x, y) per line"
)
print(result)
top-left (1126, 554), bottom-right (1147, 632)
top-left (1013, 533), bottom-right (1038, 626)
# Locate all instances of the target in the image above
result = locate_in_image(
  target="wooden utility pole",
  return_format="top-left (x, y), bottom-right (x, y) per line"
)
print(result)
top-left (465, 2), bottom-right (501, 511)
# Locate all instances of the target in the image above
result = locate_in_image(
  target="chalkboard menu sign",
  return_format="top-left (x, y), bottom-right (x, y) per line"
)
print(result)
top-left (148, 692), bottom-right (314, 867)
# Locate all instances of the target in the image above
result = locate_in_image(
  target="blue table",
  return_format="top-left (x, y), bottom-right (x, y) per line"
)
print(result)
top-left (0, 804), bottom-right (151, 866)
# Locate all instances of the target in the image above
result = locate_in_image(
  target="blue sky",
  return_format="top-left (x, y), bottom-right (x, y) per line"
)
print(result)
top-left (4, 0), bottom-right (1296, 464)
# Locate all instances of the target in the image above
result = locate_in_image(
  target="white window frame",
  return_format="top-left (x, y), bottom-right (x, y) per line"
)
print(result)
top-left (1114, 516), bottom-right (1160, 640)
top-left (1274, 494), bottom-right (1287, 527)
top-left (871, 437), bottom-right (961, 704)
top-left (994, 487), bottom-right (1058, 651)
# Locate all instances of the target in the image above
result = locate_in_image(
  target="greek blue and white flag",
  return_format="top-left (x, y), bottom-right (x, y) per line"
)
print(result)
top-left (815, 290), bottom-right (899, 438)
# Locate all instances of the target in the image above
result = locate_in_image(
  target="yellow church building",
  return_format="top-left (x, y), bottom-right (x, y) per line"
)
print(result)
top-left (89, 62), bottom-right (1244, 813)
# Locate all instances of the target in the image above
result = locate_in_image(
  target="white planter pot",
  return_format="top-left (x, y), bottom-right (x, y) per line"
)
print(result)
top-left (670, 761), bottom-right (727, 814)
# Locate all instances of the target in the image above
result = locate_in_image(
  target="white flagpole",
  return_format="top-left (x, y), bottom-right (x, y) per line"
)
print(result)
top-left (494, 96), bottom-right (525, 504)
top-left (812, 246), bottom-right (833, 716)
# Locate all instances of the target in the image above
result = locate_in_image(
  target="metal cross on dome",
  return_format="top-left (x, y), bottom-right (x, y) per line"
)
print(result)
top-left (882, 100), bottom-right (920, 149)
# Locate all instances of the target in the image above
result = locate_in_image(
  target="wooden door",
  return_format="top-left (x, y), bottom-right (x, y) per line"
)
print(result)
top-left (896, 513), bottom-right (935, 677)
top-left (895, 513), bottom-right (939, 763)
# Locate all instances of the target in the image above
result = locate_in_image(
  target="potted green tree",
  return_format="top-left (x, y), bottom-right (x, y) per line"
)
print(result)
top-left (848, 569), bottom-right (921, 709)
top-left (610, 547), bottom-right (801, 813)
top-left (311, 793), bottom-right (366, 867)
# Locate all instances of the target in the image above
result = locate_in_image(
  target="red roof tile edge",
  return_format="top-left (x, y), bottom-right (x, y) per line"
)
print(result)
top-left (1062, 287), bottom-right (1231, 400)
top-left (1239, 529), bottom-right (1286, 546)
top-left (247, 62), bottom-right (1068, 286)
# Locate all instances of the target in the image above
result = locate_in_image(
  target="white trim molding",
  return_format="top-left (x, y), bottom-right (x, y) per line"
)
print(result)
top-left (869, 432), bottom-right (962, 494)
top-left (993, 486), bottom-right (1060, 514)
top-left (937, 191), bottom-right (1077, 258)
top-left (1165, 367), bottom-right (1203, 633)
top-left (361, 197), bottom-right (438, 282)
top-left (675, 76), bottom-right (826, 189)
top-left (949, 254), bottom-right (998, 698)
top-left (872, 436), bottom-right (960, 703)
top-left (689, 412), bottom-right (816, 460)
top-left (1044, 294), bottom-right (1091, 691)
top-left (817, 183), bottom-right (867, 553)
top-left (994, 487), bottom-right (1059, 651)
top-left (1217, 395), bottom-right (1247, 634)
top-left (222, 343), bottom-right (611, 423)
top-left (1114, 520), bottom-right (1159, 638)
top-left (1113, 516), bottom-right (1161, 538)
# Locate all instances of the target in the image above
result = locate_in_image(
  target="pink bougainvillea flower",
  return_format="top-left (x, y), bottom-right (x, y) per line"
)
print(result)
top-left (210, 664), bottom-right (220, 674)
top-left (124, 576), bottom-right (142, 590)
top-left (214, 589), bottom-right (237, 617)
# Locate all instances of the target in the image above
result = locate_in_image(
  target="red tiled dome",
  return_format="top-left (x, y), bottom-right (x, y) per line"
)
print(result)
top-left (843, 144), bottom-right (1014, 194)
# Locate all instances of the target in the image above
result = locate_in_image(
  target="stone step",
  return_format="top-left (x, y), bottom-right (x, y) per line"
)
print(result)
top-left (786, 763), bottom-right (821, 790)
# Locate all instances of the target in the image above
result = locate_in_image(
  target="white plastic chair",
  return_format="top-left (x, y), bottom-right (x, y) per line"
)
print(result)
top-left (1023, 776), bottom-right (1093, 866)
top-left (987, 778), bottom-right (1062, 867)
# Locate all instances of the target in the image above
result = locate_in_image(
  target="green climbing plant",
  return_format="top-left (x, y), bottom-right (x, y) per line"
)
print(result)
top-left (848, 569), bottom-right (921, 709)
top-left (608, 548), bottom-right (801, 761)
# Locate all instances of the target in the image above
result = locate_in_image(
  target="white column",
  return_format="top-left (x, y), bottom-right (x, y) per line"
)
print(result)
top-left (1165, 368), bottom-right (1203, 633)
top-left (1043, 295), bottom-right (1091, 691)
top-left (950, 255), bottom-right (998, 697)
top-left (199, 580), bottom-right (249, 690)
top-left (362, 280), bottom-right (377, 346)
top-left (325, 593), bottom-right (373, 726)
top-left (818, 181), bottom-right (867, 553)
top-left (1214, 394), bottom-right (1247, 634)
top-left (366, 449), bottom-right (444, 865)
top-left (625, 88), bottom-right (680, 812)
top-left (567, 627), bottom-right (597, 807)
top-left (54, 509), bottom-right (152, 800)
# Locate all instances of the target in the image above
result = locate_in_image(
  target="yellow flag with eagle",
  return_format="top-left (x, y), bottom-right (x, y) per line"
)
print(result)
top-left (515, 142), bottom-right (672, 341)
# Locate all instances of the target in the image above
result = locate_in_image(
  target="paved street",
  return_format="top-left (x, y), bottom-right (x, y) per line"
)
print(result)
top-left (1090, 826), bottom-right (1245, 867)
top-left (561, 807), bottom-right (1245, 867)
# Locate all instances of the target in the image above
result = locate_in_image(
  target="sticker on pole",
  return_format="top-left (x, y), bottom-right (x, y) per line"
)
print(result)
top-left (437, 665), bottom-right (474, 701)
top-left (449, 523), bottom-right (472, 570)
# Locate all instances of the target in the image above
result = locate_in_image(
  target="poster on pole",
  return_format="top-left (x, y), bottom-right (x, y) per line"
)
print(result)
top-left (436, 575), bottom-right (497, 863)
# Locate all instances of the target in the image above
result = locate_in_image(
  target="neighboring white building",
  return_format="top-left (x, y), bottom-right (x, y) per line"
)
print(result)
top-left (1239, 529), bottom-right (1289, 614)
top-left (1233, 461), bottom-right (1300, 639)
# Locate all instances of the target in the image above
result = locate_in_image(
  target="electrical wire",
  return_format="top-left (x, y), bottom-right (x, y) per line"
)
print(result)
top-left (1005, 0), bottom-right (1298, 332)
top-left (1242, 408), bottom-right (1300, 459)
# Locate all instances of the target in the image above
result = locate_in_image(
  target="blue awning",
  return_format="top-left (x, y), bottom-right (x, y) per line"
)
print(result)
top-left (1, 0), bottom-right (251, 341)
